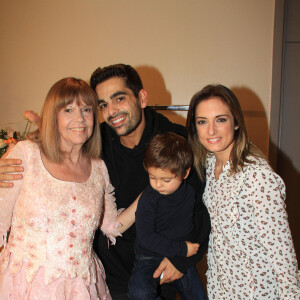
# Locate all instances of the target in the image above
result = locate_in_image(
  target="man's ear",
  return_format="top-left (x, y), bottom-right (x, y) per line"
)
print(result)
top-left (138, 89), bottom-right (148, 108)
top-left (183, 168), bottom-right (191, 179)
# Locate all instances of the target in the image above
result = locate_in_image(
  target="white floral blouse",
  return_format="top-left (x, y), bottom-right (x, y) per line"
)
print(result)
top-left (0, 141), bottom-right (120, 286)
top-left (204, 154), bottom-right (299, 299)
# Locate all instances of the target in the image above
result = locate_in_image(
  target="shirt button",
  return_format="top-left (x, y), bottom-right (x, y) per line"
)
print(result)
top-left (69, 232), bottom-right (76, 238)
top-left (71, 220), bottom-right (76, 225)
top-left (72, 209), bottom-right (76, 213)
top-left (69, 244), bottom-right (73, 248)
top-left (73, 196), bottom-right (76, 200)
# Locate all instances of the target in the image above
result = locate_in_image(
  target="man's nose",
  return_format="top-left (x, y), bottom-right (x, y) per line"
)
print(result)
top-left (108, 103), bottom-right (118, 116)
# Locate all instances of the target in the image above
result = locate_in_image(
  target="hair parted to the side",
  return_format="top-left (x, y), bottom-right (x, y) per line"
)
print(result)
top-left (30, 77), bottom-right (101, 163)
top-left (186, 84), bottom-right (263, 181)
top-left (90, 63), bottom-right (143, 98)
top-left (143, 132), bottom-right (193, 178)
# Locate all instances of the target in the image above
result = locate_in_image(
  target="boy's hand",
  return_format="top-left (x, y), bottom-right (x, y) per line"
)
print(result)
top-left (186, 241), bottom-right (200, 257)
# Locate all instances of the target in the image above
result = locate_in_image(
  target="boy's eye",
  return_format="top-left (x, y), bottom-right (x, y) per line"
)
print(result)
top-left (163, 179), bottom-right (171, 183)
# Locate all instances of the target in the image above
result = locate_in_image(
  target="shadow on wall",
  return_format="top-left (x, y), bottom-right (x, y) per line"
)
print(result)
top-left (135, 65), bottom-right (187, 127)
top-left (231, 87), bottom-right (269, 156)
top-left (134, 70), bottom-right (270, 155)
top-left (271, 141), bottom-right (300, 261)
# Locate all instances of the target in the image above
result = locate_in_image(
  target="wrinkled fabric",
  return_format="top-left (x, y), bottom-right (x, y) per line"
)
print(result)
top-left (0, 141), bottom-right (120, 299)
top-left (204, 155), bottom-right (299, 300)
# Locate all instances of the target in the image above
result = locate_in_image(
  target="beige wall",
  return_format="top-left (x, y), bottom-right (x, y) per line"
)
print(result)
top-left (0, 0), bottom-right (275, 155)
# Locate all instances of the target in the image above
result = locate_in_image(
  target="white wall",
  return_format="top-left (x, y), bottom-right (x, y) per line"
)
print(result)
top-left (0, 0), bottom-right (275, 155)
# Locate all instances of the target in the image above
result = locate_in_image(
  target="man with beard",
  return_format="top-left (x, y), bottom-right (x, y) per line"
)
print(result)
top-left (0, 64), bottom-right (210, 300)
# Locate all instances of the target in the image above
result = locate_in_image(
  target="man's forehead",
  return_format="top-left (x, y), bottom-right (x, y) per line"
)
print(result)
top-left (95, 77), bottom-right (128, 99)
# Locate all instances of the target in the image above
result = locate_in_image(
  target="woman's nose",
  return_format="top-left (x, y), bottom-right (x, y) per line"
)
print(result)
top-left (75, 108), bottom-right (84, 121)
top-left (208, 123), bottom-right (216, 135)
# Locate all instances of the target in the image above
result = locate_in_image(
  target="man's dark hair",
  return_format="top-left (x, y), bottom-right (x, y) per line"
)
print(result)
top-left (90, 64), bottom-right (143, 98)
top-left (143, 132), bottom-right (193, 178)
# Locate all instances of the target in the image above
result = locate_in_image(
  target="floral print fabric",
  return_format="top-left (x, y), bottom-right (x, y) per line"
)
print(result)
top-left (204, 154), bottom-right (299, 299)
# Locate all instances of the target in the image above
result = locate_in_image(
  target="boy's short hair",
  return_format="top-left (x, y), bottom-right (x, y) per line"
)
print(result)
top-left (143, 132), bottom-right (193, 178)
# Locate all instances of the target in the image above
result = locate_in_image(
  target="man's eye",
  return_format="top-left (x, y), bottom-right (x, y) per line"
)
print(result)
top-left (117, 96), bottom-right (125, 102)
top-left (99, 103), bottom-right (107, 110)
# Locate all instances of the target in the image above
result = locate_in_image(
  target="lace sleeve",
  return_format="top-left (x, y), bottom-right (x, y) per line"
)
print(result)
top-left (0, 142), bottom-right (27, 249)
top-left (99, 160), bottom-right (122, 245)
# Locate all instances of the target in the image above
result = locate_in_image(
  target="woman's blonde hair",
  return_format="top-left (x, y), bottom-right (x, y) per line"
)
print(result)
top-left (30, 77), bottom-right (101, 162)
top-left (186, 84), bottom-right (263, 181)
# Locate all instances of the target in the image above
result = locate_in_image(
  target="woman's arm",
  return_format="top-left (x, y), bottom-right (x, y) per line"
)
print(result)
top-left (251, 166), bottom-right (299, 299)
top-left (99, 161), bottom-right (138, 241)
top-left (116, 193), bottom-right (140, 234)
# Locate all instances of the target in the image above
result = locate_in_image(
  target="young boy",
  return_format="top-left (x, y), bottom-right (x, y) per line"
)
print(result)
top-left (128, 132), bottom-right (206, 300)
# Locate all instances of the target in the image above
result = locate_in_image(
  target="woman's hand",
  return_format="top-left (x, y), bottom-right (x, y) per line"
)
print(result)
top-left (186, 241), bottom-right (200, 257)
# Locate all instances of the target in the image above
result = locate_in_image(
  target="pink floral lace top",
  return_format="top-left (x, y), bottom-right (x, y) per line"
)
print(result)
top-left (0, 141), bottom-right (120, 285)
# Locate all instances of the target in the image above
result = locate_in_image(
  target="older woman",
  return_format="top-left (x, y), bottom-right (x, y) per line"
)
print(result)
top-left (0, 78), bottom-right (136, 299)
top-left (186, 84), bottom-right (299, 299)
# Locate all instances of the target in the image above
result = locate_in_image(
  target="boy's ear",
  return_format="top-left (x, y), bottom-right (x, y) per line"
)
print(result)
top-left (183, 168), bottom-right (191, 179)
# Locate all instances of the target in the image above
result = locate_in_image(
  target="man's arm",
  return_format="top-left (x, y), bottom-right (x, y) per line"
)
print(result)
top-left (0, 159), bottom-right (24, 188)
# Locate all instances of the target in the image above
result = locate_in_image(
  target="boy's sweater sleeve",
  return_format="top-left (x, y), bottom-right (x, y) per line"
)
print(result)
top-left (135, 191), bottom-right (188, 257)
top-left (168, 169), bottom-right (211, 273)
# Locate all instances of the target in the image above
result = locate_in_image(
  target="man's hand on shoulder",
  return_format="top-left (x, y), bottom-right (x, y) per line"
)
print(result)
top-left (153, 257), bottom-right (183, 284)
top-left (0, 159), bottom-right (23, 188)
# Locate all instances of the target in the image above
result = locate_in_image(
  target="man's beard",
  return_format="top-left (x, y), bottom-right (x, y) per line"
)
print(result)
top-left (112, 103), bottom-right (143, 137)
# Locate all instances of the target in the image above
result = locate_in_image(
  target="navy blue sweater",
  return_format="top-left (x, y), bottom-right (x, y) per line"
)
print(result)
top-left (135, 181), bottom-right (195, 258)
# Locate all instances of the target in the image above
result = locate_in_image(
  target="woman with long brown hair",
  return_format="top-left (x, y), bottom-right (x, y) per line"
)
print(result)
top-left (187, 84), bottom-right (299, 299)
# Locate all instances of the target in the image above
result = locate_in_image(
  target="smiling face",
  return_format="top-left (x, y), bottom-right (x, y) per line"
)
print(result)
top-left (57, 100), bottom-right (94, 152)
top-left (147, 167), bottom-right (186, 195)
top-left (195, 97), bottom-right (236, 162)
top-left (95, 77), bottom-right (147, 137)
